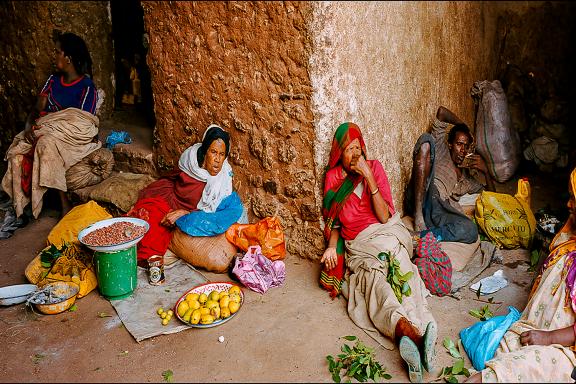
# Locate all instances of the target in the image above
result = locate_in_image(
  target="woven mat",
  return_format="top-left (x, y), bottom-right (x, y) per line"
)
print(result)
top-left (109, 259), bottom-right (207, 342)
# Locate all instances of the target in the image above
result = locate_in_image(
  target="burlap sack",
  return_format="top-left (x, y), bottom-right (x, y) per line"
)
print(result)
top-left (88, 172), bottom-right (156, 212)
top-left (169, 229), bottom-right (237, 273)
top-left (66, 148), bottom-right (115, 191)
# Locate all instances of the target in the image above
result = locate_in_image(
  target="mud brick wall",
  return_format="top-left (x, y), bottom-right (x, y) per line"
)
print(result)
top-left (142, 1), bottom-right (323, 259)
top-left (0, 1), bottom-right (114, 158)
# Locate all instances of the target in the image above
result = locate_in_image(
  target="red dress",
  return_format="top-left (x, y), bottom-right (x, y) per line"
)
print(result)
top-left (128, 171), bottom-right (206, 263)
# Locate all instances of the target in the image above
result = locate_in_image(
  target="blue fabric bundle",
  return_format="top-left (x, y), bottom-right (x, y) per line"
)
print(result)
top-left (460, 306), bottom-right (521, 371)
top-left (175, 192), bottom-right (243, 237)
top-left (105, 130), bottom-right (132, 149)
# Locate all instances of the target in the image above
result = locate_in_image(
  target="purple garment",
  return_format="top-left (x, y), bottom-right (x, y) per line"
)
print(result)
top-left (564, 251), bottom-right (576, 312)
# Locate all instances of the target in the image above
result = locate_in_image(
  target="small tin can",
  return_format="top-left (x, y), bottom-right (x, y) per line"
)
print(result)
top-left (147, 255), bottom-right (165, 285)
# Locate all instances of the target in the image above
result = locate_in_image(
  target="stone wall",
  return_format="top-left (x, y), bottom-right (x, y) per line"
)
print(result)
top-left (141, 1), bottom-right (324, 259)
top-left (0, 1), bottom-right (114, 157)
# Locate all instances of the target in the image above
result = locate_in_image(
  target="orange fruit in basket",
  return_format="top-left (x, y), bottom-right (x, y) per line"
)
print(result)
top-left (186, 293), bottom-right (199, 302)
top-left (229, 293), bottom-right (241, 304)
top-left (182, 308), bottom-right (193, 323)
top-left (210, 306), bottom-right (221, 320)
top-left (191, 309), bottom-right (201, 325)
top-left (200, 314), bottom-right (215, 324)
top-left (221, 307), bottom-right (231, 319)
top-left (229, 301), bottom-right (240, 314)
top-left (189, 300), bottom-right (201, 310)
top-left (177, 301), bottom-right (189, 317)
top-left (199, 307), bottom-right (210, 315)
top-left (198, 293), bottom-right (208, 304)
top-left (206, 300), bottom-right (219, 310)
top-left (229, 285), bottom-right (241, 295)
top-left (219, 295), bottom-right (230, 309)
top-left (208, 290), bottom-right (220, 302)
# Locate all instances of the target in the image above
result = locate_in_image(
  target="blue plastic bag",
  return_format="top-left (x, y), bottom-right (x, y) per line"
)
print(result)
top-left (175, 192), bottom-right (243, 237)
top-left (459, 306), bottom-right (521, 371)
top-left (105, 130), bottom-right (132, 149)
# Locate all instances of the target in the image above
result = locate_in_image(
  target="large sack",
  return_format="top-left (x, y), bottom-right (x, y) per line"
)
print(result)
top-left (48, 200), bottom-right (112, 248)
top-left (169, 229), bottom-right (237, 273)
top-left (25, 200), bottom-right (111, 298)
top-left (66, 148), bottom-right (115, 191)
top-left (471, 80), bottom-right (521, 183)
top-left (87, 172), bottom-right (156, 212)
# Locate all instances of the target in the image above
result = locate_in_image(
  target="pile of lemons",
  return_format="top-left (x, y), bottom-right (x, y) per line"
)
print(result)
top-left (177, 285), bottom-right (242, 325)
top-left (157, 308), bottom-right (173, 326)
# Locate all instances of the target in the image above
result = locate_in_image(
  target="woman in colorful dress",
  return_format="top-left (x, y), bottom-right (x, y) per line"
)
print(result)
top-left (467, 167), bottom-right (576, 382)
top-left (320, 122), bottom-right (437, 383)
top-left (1, 32), bottom-right (99, 238)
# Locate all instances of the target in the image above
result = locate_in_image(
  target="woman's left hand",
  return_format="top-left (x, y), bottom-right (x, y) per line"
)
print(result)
top-left (161, 209), bottom-right (190, 227)
top-left (520, 330), bottom-right (552, 346)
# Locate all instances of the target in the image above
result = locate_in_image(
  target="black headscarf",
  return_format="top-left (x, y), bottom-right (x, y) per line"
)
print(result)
top-left (197, 124), bottom-right (230, 166)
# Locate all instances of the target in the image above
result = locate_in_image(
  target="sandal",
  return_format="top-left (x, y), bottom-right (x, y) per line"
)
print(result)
top-left (399, 336), bottom-right (423, 383)
top-left (422, 321), bottom-right (437, 372)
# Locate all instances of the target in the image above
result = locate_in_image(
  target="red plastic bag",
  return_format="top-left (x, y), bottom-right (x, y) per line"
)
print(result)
top-left (225, 217), bottom-right (286, 261)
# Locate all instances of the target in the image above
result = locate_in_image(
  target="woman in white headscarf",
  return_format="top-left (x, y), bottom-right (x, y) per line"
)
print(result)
top-left (128, 124), bottom-right (243, 266)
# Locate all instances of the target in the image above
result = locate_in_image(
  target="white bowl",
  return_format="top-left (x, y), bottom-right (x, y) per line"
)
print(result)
top-left (78, 217), bottom-right (150, 252)
top-left (0, 284), bottom-right (38, 306)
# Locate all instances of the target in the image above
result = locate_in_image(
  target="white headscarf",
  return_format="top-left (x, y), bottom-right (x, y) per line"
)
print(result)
top-left (178, 124), bottom-right (233, 213)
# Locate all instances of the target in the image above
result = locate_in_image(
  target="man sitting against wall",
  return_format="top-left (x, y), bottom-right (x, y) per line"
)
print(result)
top-left (403, 106), bottom-right (499, 295)
top-left (405, 106), bottom-right (495, 244)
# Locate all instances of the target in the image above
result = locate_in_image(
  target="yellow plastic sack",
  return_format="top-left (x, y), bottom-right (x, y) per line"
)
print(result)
top-left (475, 179), bottom-right (536, 249)
top-left (48, 200), bottom-right (112, 248)
top-left (25, 200), bottom-right (111, 298)
top-left (25, 247), bottom-right (97, 298)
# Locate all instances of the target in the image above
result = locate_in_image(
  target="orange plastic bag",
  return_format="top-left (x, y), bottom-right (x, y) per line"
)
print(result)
top-left (225, 217), bottom-right (286, 261)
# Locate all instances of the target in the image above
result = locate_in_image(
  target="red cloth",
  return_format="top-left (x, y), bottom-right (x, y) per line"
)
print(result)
top-left (323, 160), bottom-right (395, 240)
top-left (21, 145), bottom-right (36, 197)
top-left (413, 232), bottom-right (452, 296)
top-left (127, 171), bottom-right (205, 262)
top-left (138, 171), bottom-right (205, 211)
top-left (127, 197), bottom-right (172, 262)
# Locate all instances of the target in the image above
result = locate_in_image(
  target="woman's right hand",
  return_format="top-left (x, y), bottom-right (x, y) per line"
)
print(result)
top-left (23, 125), bottom-right (36, 143)
top-left (161, 209), bottom-right (190, 227)
top-left (320, 246), bottom-right (338, 271)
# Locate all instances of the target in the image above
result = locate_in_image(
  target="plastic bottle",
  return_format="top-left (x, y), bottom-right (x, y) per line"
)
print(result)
top-left (515, 177), bottom-right (531, 206)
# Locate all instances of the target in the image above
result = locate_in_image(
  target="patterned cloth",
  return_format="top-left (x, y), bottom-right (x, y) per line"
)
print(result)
top-left (413, 232), bottom-right (452, 296)
top-left (320, 122), bottom-right (366, 298)
top-left (480, 167), bottom-right (576, 382)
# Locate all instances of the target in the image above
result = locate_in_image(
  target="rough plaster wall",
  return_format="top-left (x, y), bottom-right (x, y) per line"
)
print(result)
top-left (141, 1), bottom-right (324, 259)
top-left (0, 1), bottom-right (114, 156)
top-left (308, 1), bottom-right (500, 217)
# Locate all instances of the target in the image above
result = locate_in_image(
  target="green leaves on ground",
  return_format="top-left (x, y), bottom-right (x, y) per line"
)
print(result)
top-left (379, 251), bottom-right (413, 303)
top-left (97, 311), bottom-right (112, 318)
top-left (442, 337), bottom-right (461, 359)
top-left (435, 338), bottom-right (470, 383)
top-left (162, 370), bottom-right (174, 383)
top-left (326, 335), bottom-right (392, 383)
top-left (68, 304), bottom-right (78, 312)
top-left (469, 304), bottom-right (493, 321)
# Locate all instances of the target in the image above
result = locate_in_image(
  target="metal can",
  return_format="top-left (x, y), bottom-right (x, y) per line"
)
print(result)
top-left (147, 255), bottom-right (165, 285)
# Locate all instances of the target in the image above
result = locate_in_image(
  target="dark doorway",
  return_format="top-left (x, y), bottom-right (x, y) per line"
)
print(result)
top-left (110, 0), bottom-right (155, 127)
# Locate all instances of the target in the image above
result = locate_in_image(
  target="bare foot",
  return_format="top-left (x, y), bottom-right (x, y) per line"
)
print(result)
top-left (414, 214), bottom-right (427, 232)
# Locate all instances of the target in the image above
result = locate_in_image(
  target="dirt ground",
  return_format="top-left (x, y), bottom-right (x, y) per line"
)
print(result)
top-left (0, 166), bottom-right (568, 383)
